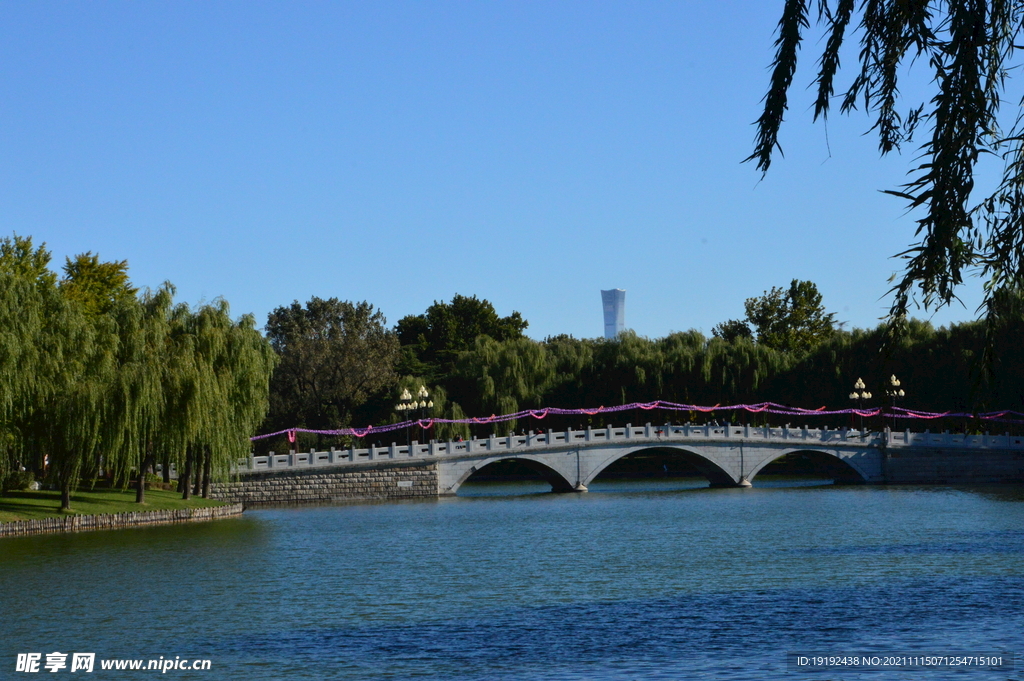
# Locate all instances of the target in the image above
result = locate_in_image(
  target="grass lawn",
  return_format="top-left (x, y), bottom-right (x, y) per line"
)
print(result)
top-left (0, 488), bottom-right (226, 523)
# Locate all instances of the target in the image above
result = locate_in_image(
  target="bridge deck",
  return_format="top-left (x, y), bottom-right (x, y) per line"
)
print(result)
top-left (242, 424), bottom-right (1023, 474)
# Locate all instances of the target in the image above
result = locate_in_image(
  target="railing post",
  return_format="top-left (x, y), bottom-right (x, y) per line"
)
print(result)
top-left (585, 427), bottom-right (592, 442)
top-left (368, 445), bottom-right (376, 461)
top-left (625, 423), bottom-right (632, 439)
top-left (267, 451), bottom-right (274, 469)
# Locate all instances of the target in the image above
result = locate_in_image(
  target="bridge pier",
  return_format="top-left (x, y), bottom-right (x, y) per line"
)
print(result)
top-left (709, 478), bottom-right (752, 489)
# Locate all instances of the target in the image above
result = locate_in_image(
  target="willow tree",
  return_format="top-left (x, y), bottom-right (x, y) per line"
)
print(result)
top-left (0, 238), bottom-right (119, 509)
top-left (750, 1), bottom-right (1024, 324)
top-left (58, 254), bottom-right (163, 504)
top-left (35, 289), bottom-right (117, 510)
top-left (100, 287), bottom-right (174, 504)
top-left (169, 300), bottom-right (275, 499)
top-left (456, 335), bottom-right (554, 432)
top-left (0, 236), bottom-right (53, 488)
top-left (210, 309), bottom-right (276, 496)
top-left (0, 242), bottom-right (49, 499)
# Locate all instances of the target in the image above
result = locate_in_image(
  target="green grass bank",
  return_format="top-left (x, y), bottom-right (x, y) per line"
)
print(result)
top-left (0, 488), bottom-right (226, 523)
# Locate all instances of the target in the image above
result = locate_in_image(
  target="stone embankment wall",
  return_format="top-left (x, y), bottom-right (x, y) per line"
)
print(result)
top-left (0, 503), bottom-right (244, 539)
top-left (210, 461), bottom-right (438, 505)
top-left (885, 447), bottom-right (1023, 484)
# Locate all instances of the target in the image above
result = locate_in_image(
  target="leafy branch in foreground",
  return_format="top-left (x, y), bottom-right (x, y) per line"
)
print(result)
top-left (748, 0), bottom-right (1024, 325)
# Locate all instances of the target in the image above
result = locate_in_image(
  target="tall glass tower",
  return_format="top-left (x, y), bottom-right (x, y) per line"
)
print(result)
top-left (601, 289), bottom-right (625, 339)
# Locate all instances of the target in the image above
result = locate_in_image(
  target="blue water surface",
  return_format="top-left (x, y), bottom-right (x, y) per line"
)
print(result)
top-left (2, 481), bottom-right (1022, 680)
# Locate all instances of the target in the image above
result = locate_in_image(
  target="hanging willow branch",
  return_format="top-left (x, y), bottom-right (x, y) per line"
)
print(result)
top-left (748, 0), bottom-right (1024, 325)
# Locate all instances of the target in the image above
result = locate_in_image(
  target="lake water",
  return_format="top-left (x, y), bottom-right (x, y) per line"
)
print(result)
top-left (2, 478), bottom-right (1022, 679)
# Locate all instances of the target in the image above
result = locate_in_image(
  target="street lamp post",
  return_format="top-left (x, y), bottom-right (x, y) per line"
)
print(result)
top-left (849, 378), bottom-right (872, 434)
top-left (886, 374), bottom-right (905, 431)
top-left (414, 385), bottom-right (433, 445)
top-left (396, 388), bottom-right (414, 448)
top-left (396, 386), bottom-right (434, 450)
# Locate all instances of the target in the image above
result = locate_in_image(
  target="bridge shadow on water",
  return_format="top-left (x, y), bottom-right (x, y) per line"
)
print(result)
top-left (457, 451), bottom-right (849, 497)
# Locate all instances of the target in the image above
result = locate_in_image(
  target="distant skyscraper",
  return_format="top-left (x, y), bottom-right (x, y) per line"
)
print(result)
top-left (601, 289), bottom-right (625, 339)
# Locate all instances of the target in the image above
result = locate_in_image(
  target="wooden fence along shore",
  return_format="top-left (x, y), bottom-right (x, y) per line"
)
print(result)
top-left (0, 503), bottom-right (244, 538)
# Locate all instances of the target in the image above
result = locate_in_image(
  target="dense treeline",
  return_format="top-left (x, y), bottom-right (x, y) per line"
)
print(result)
top-left (20, 230), bottom-right (1017, 505)
top-left (261, 288), bottom-right (1024, 453)
top-left (445, 319), bottom-right (1024, 433)
top-left (0, 236), bottom-right (276, 509)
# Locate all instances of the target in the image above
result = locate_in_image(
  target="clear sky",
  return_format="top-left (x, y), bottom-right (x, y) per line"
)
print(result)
top-left (0, 1), bottom-right (988, 340)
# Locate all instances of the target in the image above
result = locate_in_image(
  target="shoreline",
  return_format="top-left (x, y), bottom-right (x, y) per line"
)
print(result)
top-left (0, 502), bottom-right (245, 539)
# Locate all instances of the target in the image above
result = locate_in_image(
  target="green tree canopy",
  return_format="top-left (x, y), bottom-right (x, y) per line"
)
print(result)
top-left (60, 252), bottom-right (138, 315)
top-left (0, 234), bottom-right (57, 288)
top-left (711, 319), bottom-right (754, 343)
top-left (743, 279), bottom-right (836, 353)
top-left (396, 294), bottom-right (528, 379)
top-left (265, 297), bottom-right (399, 432)
top-left (0, 234), bottom-right (275, 509)
top-left (749, 0), bottom-right (1024, 323)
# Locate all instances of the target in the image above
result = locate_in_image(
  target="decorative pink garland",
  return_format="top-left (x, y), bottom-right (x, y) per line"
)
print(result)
top-left (250, 400), bottom-right (1024, 441)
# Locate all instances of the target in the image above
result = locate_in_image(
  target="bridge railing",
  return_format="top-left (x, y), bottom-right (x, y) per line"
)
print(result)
top-left (887, 429), bottom-right (1024, 448)
top-left (239, 423), bottom-right (1023, 472)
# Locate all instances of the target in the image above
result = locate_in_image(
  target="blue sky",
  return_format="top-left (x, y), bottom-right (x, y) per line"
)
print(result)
top-left (0, 1), bottom-right (988, 340)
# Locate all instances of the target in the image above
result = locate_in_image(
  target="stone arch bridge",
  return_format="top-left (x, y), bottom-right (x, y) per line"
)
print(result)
top-left (434, 423), bottom-right (883, 493)
top-left (238, 423), bottom-right (899, 497)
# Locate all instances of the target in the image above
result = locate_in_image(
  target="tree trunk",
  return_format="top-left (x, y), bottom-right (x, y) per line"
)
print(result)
top-left (181, 448), bottom-right (193, 500)
top-left (201, 446), bottom-right (212, 499)
top-left (192, 450), bottom-right (202, 496)
top-left (138, 448), bottom-right (151, 501)
top-left (135, 466), bottom-right (145, 504)
top-left (60, 484), bottom-right (71, 511)
top-left (176, 448), bottom-right (188, 493)
top-left (137, 452), bottom-right (155, 504)
top-left (162, 452), bottom-right (171, 484)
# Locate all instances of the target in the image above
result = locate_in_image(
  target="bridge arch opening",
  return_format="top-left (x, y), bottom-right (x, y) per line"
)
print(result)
top-left (587, 447), bottom-right (737, 489)
top-left (749, 450), bottom-right (867, 486)
top-left (455, 457), bottom-right (576, 496)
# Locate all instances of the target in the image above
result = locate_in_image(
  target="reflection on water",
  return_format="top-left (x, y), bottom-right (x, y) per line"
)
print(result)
top-left (2, 481), bottom-right (1022, 680)
top-left (459, 475), bottom-right (839, 497)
